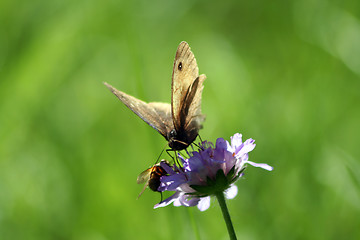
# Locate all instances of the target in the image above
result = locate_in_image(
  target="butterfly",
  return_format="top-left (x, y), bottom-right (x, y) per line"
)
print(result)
top-left (104, 41), bottom-right (206, 151)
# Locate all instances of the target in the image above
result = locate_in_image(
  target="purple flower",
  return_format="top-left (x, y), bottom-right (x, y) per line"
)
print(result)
top-left (154, 133), bottom-right (273, 211)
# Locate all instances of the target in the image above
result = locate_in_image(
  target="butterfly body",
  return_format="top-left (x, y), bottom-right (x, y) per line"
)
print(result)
top-left (105, 41), bottom-right (205, 151)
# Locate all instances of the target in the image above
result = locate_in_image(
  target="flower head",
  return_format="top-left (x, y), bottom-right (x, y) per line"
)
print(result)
top-left (154, 133), bottom-right (273, 211)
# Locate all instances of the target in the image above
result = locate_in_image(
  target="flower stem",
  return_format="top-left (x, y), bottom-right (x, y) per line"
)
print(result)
top-left (215, 192), bottom-right (237, 240)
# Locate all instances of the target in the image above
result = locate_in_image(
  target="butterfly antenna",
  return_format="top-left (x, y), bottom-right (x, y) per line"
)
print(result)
top-left (153, 143), bottom-right (168, 165)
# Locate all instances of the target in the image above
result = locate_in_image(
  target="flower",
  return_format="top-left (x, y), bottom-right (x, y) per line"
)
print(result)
top-left (154, 133), bottom-right (273, 211)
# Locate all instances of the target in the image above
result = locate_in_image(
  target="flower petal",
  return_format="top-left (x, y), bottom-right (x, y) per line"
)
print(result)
top-left (178, 195), bottom-right (200, 207)
top-left (160, 161), bottom-right (175, 175)
top-left (197, 196), bottom-right (211, 211)
top-left (158, 174), bottom-right (186, 191)
top-left (225, 184), bottom-right (238, 199)
top-left (230, 133), bottom-right (243, 150)
top-left (247, 161), bottom-right (273, 171)
top-left (154, 191), bottom-right (181, 209)
top-left (216, 138), bottom-right (228, 149)
top-left (235, 139), bottom-right (256, 157)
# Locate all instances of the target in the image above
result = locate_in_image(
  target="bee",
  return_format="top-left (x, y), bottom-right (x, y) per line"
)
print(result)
top-left (137, 160), bottom-right (170, 198)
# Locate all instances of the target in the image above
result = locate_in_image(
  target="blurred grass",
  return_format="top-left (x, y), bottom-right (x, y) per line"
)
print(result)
top-left (1, 0), bottom-right (360, 239)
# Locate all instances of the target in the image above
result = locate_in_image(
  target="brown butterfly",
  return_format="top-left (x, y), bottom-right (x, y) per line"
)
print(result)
top-left (136, 160), bottom-right (169, 198)
top-left (104, 41), bottom-right (206, 151)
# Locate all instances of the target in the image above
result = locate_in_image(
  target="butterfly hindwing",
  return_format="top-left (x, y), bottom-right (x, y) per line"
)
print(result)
top-left (180, 75), bottom-right (206, 142)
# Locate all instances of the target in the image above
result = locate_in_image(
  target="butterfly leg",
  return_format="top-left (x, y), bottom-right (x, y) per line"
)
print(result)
top-left (166, 149), bottom-right (183, 168)
top-left (192, 134), bottom-right (206, 151)
top-left (198, 134), bottom-right (203, 144)
top-left (178, 150), bottom-right (189, 161)
top-left (165, 148), bottom-right (175, 160)
top-left (191, 141), bottom-right (201, 150)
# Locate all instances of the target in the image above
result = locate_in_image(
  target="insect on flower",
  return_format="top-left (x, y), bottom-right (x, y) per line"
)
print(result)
top-left (136, 160), bottom-right (170, 199)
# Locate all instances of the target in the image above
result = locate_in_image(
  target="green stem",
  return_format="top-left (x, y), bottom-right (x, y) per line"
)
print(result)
top-left (215, 192), bottom-right (237, 240)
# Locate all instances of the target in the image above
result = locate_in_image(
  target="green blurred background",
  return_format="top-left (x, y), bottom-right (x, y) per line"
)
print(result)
top-left (1, 0), bottom-right (360, 239)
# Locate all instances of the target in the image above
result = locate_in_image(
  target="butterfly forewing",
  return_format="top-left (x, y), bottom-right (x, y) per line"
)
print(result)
top-left (171, 41), bottom-right (206, 146)
top-left (104, 82), bottom-right (173, 139)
